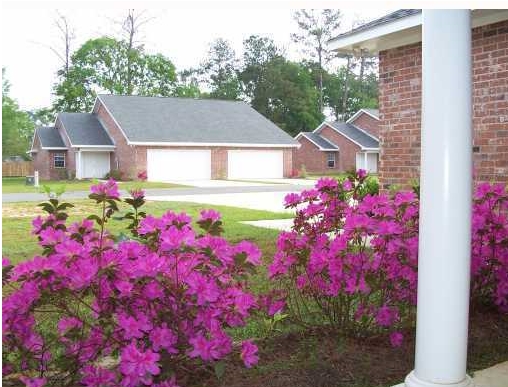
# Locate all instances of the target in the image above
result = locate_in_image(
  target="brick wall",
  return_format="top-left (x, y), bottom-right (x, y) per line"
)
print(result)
top-left (317, 125), bottom-right (361, 171)
top-left (293, 136), bottom-right (340, 173)
top-left (31, 134), bottom-right (68, 180)
top-left (55, 118), bottom-right (76, 178)
top-left (379, 20), bottom-right (508, 189)
top-left (350, 112), bottom-right (380, 138)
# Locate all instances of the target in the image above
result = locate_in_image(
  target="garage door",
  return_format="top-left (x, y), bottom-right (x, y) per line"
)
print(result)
top-left (227, 150), bottom-right (283, 179)
top-left (81, 152), bottom-right (110, 179)
top-left (147, 149), bottom-right (211, 181)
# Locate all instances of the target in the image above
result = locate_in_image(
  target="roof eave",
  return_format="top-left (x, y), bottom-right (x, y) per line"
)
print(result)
top-left (127, 141), bottom-right (300, 148)
top-left (328, 9), bottom-right (508, 55)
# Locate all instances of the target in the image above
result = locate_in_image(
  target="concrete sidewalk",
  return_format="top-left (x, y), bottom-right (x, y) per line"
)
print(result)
top-left (2, 184), bottom-right (309, 203)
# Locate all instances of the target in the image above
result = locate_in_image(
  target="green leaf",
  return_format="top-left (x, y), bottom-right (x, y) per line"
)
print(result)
top-left (214, 361), bottom-right (226, 380)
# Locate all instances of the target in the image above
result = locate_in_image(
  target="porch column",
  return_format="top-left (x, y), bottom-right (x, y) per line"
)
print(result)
top-left (364, 151), bottom-right (368, 172)
top-left (76, 151), bottom-right (82, 180)
top-left (405, 10), bottom-right (473, 387)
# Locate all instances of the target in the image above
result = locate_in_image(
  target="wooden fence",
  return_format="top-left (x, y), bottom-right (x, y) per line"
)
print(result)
top-left (2, 161), bottom-right (34, 177)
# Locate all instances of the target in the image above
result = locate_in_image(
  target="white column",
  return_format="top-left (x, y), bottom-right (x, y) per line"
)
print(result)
top-left (76, 151), bottom-right (82, 180)
top-left (405, 10), bottom-right (473, 387)
top-left (364, 152), bottom-right (368, 172)
top-left (34, 170), bottom-right (39, 187)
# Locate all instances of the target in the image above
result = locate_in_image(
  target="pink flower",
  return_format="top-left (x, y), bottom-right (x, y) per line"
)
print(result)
top-left (185, 273), bottom-right (220, 305)
top-left (119, 342), bottom-right (160, 386)
top-left (149, 323), bottom-right (178, 353)
top-left (199, 209), bottom-right (221, 223)
top-left (390, 331), bottom-right (404, 347)
top-left (375, 305), bottom-right (398, 327)
top-left (81, 365), bottom-right (117, 387)
top-left (188, 333), bottom-right (220, 361)
top-left (234, 240), bottom-right (262, 265)
top-left (284, 192), bottom-right (300, 207)
top-left (137, 170), bottom-right (147, 181)
top-left (116, 312), bottom-right (152, 340)
top-left (19, 377), bottom-right (46, 387)
top-left (240, 340), bottom-right (259, 368)
top-left (129, 188), bottom-right (145, 200)
top-left (90, 179), bottom-right (120, 199)
top-left (2, 257), bottom-right (11, 267)
top-left (57, 317), bottom-right (83, 335)
top-left (342, 179), bottom-right (353, 191)
top-left (357, 169), bottom-right (367, 179)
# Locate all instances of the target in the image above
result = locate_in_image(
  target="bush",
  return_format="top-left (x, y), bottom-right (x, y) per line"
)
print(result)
top-left (299, 165), bottom-right (307, 179)
top-left (2, 180), bottom-right (269, 387)
top-left (269, 171), bottom-right (508, 345)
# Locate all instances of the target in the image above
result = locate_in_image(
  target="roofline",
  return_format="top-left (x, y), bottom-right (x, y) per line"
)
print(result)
top-left (29, 128), bottom-right (39, 153)
top-left (41, 147), bottom-right (68, 150)
top-left (348, 122), bottom-right (380, 142)
top-left (328, 9), bottom-right (508, 54)
top-left (314, 122), bottom-right (379, 151)
top-left (94, 96), bottom-right (132, 144)
top-left (294, 132), bottom-right (340, 151)
top-left (71, 145), bottom-right (116, 148)
top-left (55, 115), bottom-right (75, 147)
top-left (347, 109), bottom-right (379, 124)
top-left (127, 141), bottom-right (300, 148)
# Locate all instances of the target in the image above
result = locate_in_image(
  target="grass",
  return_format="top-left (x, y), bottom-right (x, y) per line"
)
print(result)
top-left (2, 177), bottom-right (186, 194)
top-left (2, 198), bottom-right (293, 265)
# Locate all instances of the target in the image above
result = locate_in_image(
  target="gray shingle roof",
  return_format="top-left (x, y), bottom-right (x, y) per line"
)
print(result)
top-left (98, 94), bottom-right (298, 146)
top-left (329, 9), bottom-right (421, 42)
top-left (300, 132), bottom-right (338, 150)
top-left (58, 113), bottom-right (114, 146)
top-left (326, 122), bottom-right (379, 149)
top-left (36, 126), bottom-right (66, 148)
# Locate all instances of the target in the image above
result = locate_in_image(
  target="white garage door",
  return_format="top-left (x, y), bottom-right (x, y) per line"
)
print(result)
top-left (81, 152), bottom-right (110, 179)
top-left (227, 150), bottom-right (284, 179)
top-left (147, 149), bottom-right (211, 181)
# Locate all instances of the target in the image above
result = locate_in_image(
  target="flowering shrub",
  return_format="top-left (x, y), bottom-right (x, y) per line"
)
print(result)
top-left (3, 180), bottom-right (264, 387)
top-left (269, 171), bottom-right (508, 344)
top-left (137, 170), bottom-right (148, 181)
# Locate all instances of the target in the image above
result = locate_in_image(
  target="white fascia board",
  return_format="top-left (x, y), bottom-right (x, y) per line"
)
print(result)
top-left (41, 147), bottom-right (68, 150)
top-left (361, 148), bottom-right (380, 152)
top-left (128, 141), bottom-right (300, 148)
top-left (328, 10), bottom-right (508, 55)
top-left (347, 109), bottom-right (379, 124)
top-left (71, 145), bottom-right (116, 148)
top-left (327, 12), bottom-right (422, 54)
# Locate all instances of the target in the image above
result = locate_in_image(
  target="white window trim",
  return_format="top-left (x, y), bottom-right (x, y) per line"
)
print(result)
top-left (327, 152), bottom-right (336, 168)
top-left (53, 153), bottom-right (66, 169)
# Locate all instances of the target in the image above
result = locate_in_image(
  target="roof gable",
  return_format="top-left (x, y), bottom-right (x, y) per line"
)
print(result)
top-left (97, 94), bottom-right (298, 147)
top-left (35, 126), bottom-right (66, 149)
top-left (296, 132), bottom-right (339, 151)
top-left (316, 122), bottom-right (379, 150)
top-left (57, 113), bottom-right (114, 147)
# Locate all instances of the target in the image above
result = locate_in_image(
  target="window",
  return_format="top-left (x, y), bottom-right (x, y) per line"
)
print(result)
top-left (327, 152), bottom-right (336, 168)
top-left (54, 153), bottom-right (65, 168)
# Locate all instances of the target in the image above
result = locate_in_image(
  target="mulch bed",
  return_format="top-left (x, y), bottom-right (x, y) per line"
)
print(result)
top-left (202, 304), bottom-right (508, 387)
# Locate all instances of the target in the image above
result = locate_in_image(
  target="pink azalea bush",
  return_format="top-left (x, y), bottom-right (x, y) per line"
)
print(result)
top-left (269, 171), bottom-right (508, 343)
top-left (3, 180), bottom-right (264, 387)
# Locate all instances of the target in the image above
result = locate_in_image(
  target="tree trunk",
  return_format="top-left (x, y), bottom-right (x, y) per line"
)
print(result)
top-left (318, 47), bottom-right (323, 113)
top-left (342, 56), bottom-right (352, 120)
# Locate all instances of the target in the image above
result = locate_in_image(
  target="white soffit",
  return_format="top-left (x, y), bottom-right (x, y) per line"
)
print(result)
top-left (328, 10), bottom-right (508, 55)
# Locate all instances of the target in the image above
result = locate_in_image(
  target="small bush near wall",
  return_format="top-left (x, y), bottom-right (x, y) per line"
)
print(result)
top-left (2, 180), bottom-right (272, 387)
top-left (269, 172), bottom-right (508, 346)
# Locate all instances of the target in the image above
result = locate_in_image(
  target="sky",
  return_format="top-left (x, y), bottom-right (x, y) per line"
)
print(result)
top-left (1, 2), bottom-right (391, 110)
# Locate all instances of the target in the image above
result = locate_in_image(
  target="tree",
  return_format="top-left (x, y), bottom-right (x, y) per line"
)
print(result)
top-left (324, 66), bottom-right (378, 121)
top-left (291, 9), bottom-right (342, 112)
top-left (200, 38), bottom-right (240, 100)
top-left (250, 58), bottom-right (323, 136)
top-left (240, 35), bottom-right (279, 101)
top-left (175, 69), bottom-right (201, 98)
top-left (53, 37), bottom-right (178, 112)
top-left (2, 69), bottom-right (34, 159)
top-left (28, 108), bottom-right (55, 126)
top-left (52, 12), bottom-right (75, 76)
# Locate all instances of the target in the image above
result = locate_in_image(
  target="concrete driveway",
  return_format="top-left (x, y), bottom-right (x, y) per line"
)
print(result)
top-left (162, 178), bottom-right (317, 188)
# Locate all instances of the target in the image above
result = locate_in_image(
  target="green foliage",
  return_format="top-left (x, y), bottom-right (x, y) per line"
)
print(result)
top-left (2, 68), bottom-right (35, 159)
top-left (249, 57), bottom-right (323, 136)
top-left (53, 37), bottom-right (179, 112)
top-left (201, 38), bottom-right (240, 100)
top-left (299, 164), bottom-right (307, 178)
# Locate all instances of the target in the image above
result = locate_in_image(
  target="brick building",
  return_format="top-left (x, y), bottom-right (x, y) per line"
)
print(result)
top-left (328, 9), bottom-right (508, 189)
top-left (293, 109), bottom-right (380, 174)
top-left (29, 95), bottom-right (298, 181)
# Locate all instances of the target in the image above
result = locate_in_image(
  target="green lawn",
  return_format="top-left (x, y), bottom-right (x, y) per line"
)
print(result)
top-left (2, 177), bottom-right (186, 194)
top-left (2, 199), bottom-right (293, 268)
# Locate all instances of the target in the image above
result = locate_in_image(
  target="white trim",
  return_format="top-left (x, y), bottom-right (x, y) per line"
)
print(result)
top-left (327, 10), bottom-right (508, 55)
top-left (41, 147), bottom-right (68, 150)
top-left (94, 96), bottom-right (131, 144)
top-left (128, 141), bottom-right (299, 148)
top-left (294, 132), bottom-right (339, 151)
top-left (314, 121), bottom-right (380, 151)
top-left (71, 145), bottom-right (116, 149)
top-left (346, 109), bottom-right (379, 124)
